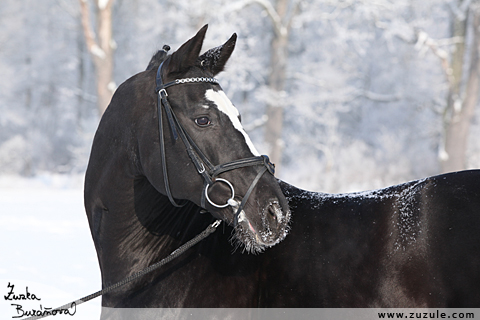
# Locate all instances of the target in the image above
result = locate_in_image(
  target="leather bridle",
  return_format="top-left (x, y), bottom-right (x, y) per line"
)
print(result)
top-left (155, 58), bottom-right (275, 226)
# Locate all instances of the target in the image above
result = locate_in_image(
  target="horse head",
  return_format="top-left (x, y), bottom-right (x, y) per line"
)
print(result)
top-left (139, 25), bottom-right (290, 253)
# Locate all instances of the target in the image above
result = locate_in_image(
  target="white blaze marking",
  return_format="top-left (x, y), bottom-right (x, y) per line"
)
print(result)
top-left (205, 89), bottom-right (260, 156)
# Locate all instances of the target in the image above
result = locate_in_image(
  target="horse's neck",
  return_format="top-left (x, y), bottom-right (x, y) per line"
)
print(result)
top-left (132, 176), bottom-right (212, 246)
top-left (94, 176), bottom-right (213, 285)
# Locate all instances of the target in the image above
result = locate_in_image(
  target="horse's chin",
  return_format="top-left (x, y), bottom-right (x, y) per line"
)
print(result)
top-left (230, 209), bottom-right (291, 254)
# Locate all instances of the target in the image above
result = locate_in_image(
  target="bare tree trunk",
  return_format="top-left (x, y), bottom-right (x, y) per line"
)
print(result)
top-left (265, 0), bottom-right (289, 173)
top-left (224, 0), bottom-right (300, 173)
top-left (79, 0), bottom-right (115, 116)
top-left (441, 2), bottom-right (479, 172)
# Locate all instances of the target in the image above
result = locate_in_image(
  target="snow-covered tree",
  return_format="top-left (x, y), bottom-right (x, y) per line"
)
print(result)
top-left (1, 0), bottom-right (479, 193)
top-left (79, 0), bottom-right (116, 116)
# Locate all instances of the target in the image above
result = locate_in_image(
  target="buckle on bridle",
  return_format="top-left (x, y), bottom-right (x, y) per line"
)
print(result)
top-left (197, 162), bottom-right (206, 174)
top-left (158, 88), bottom-right (168, 97)
top-left (262, 155), bottom-right (275, 175)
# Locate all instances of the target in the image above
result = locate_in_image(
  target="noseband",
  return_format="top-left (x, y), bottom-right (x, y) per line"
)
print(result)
top-left (154, 57), bottom-right (275, 226)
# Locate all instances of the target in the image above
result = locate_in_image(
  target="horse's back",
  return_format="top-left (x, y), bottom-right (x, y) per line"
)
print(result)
top-left (267, 170), bottom-right (480, 307)
top-left (419, 170), bottom-right (480, 306)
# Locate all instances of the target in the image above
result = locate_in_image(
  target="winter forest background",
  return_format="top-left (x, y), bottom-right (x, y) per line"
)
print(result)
top-left (2, 0), bottom-right (480, 193)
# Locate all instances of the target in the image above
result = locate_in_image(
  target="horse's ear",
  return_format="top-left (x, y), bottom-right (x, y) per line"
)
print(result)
top-left (165, 25), bottom-right (208, 75)
top-left (198, 33), bottom-right (237, 76)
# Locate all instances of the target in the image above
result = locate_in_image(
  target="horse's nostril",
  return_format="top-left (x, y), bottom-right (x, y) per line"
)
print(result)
top-left (266, 202), bottom-right (282, 223)
top-left (268, 206), bottom-right (277, 219)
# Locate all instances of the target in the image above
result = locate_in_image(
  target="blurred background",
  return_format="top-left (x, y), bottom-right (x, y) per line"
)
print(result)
top-left (1, 0), bottom-right (480, 192)
top-left (1, 1), bottom-right (480, 318)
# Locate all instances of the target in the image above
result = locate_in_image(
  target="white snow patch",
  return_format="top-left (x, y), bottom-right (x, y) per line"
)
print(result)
top-left (90, 44), bottom-right (106, 59)
top-left (0, 175), bottom-right (100, 319)
top-left (97, 0), bottom-right (110, 10)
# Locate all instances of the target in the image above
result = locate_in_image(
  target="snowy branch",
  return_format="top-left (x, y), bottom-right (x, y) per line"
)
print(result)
top-left (414, 30), bottom-right (462, 87)
top-left (361, 90), bottom-right (401, 102)
top-left (448, 0), bottom-right (472, 21)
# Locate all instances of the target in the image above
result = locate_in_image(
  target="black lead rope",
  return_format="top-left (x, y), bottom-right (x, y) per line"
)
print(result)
top-left (23, 220), bottom-right (222, 320)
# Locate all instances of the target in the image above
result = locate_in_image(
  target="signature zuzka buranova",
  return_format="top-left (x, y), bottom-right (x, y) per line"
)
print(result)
top-left (4, 282), bottom-right (76, 318)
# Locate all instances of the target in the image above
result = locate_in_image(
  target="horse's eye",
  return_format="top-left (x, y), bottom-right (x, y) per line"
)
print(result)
top-left (195, 116), bottom-right (211, 127)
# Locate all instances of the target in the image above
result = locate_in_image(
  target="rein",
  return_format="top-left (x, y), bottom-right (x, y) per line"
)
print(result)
top-left (155, 53), bottom-right (275, 226)
top-left (24, 219), bottom-right (222, 320)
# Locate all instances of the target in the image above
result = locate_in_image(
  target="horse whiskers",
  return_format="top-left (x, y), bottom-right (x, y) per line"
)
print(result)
top-left (229, 223), bottom-right (266, 255)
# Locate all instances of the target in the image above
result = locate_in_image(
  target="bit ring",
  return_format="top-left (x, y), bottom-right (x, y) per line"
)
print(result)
top-left (205, 178), bottom-right (235, 208)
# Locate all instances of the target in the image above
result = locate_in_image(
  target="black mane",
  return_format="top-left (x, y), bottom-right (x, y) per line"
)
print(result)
top-left (145, 46), bottom-right (170, 71)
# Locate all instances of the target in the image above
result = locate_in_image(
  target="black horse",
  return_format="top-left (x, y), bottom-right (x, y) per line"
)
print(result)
top-left (85, 26), bottom-right (480, 313)
top-left (85, 25), bottom-right (290, 309)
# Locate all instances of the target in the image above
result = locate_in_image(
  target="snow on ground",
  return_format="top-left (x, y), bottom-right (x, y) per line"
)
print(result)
top-left (0, 174), bottom-right (101, 319)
